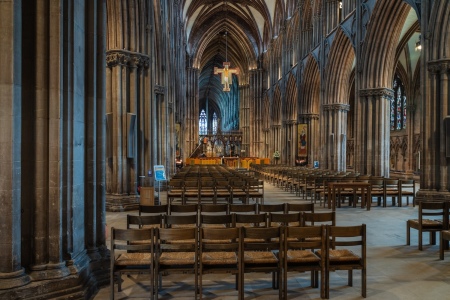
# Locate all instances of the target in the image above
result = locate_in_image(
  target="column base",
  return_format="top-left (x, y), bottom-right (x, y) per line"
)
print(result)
top-left (106, 194), bottom-right (140, 212)
top-left (0, 268), bottom-right (30, 290)
top-left (29, 262), bottom-right (71, 281)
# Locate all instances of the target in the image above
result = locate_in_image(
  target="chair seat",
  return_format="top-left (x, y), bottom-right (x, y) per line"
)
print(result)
top-left (409, 219), bottom-right (443, 227)
top-left (115, 253), bottom-right (152, 266)
top-left (286, 250), bottom-right (320, 263)
top-left (317, 249), bottom-right (360, 262)
top-left (202, 252), bottom-right (238, 265)
top-left (167, 238), bottom-right (196, 244)
top-left (244, 251), bottom-right (278, 263)
top-left (159, 252), bottom-right (196, 265)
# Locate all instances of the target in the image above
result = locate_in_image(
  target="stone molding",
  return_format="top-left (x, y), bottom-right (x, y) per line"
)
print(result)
top-left (322, 103), bottom-right (350, 112)
top-left (427, 59), bottom-right (450, 74)
top-left (359, 87), bottom-right (394, 99)
top-left (299, 113), bottom-right (319, 120)
top-left (106, 49), bottom-right (150, 69)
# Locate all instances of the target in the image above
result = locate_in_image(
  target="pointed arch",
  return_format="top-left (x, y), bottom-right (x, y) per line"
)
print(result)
top-left (361, 0), bottom-right (411, 88)
top-left (272, 85), bottom-right (282, 125)
top-left (324, 29), bottom-right (355, 105)
top-left (301, 55), bottom-right (320, 114)
top-left (284, 73), bottom-right (298, 120)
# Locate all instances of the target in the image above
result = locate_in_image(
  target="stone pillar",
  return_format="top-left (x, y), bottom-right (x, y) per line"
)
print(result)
top-left (323, 104), bottom-right (350, 171)
top-left (356, 88), bottom-right (392, 177)
top-left (0, 0), bottom-right (31, 290)
top-left (417, 60), bottom-right (450, 199)
top-left (240, 84), bottom-right (250, 157)
top-left (250, 69), bottom-right (264, 157)
top-left (105, 50), bottom-right (149, 211)
top-left (184, 67), bottom-right (200, 159)
top-left (85, 0), bottom-right (107, 261)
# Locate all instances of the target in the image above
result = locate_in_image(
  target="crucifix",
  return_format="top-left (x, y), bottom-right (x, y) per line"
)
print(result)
top-left (214, 62), bottom-right (240, 92)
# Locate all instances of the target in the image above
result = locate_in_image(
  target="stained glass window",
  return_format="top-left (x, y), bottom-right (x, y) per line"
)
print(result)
top-left (391, 74), bottom-right (407, 130)
top-left (199, 109), bottom-right (207, 135)
top-left (212, 112), bottom-right (218, 134)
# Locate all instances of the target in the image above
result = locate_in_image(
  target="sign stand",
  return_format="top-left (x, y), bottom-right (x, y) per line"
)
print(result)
top-left (153, 165), bottom-right (167, 205)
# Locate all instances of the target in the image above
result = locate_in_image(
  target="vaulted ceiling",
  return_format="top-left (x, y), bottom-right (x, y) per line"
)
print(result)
top-left (182, 0), bottom-right (296, 130)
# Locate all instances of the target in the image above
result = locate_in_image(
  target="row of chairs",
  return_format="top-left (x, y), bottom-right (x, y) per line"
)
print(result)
top-left (251, 165), bottom-right (416, 207)
top-left (110, 224), bottom-right (366, 299)
top-left (131, 210), bottom-right (335, 229)
top-left (139, 203), bottom-right (315, 216)
top-left (167, 177), bottom-right (264, 205)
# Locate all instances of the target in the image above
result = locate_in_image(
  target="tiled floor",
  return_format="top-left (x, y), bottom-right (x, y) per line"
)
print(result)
top-left (95, 182), bottom-right (450, 299)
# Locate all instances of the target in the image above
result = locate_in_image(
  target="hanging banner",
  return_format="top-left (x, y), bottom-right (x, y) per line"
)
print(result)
top-left (154, 165), bottom-right (166, 181)
top-left (298, 123), bottom-right (308, 157)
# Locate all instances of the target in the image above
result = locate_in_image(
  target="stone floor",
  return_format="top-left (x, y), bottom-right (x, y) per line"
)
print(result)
top-left (94, 182), bottom-right (450, 300)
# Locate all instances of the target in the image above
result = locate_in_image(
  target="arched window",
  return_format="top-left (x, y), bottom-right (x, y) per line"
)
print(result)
top-left (391, 74), bottom-right (407, 130)
top-left (199, 109), bottom-right (207, 135)
top-left (212, 112), bottom-right (218, 134)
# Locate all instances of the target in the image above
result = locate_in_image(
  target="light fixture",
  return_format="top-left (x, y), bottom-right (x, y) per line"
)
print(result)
top-left (415, 34), bottom-right (422, 52)
top-left (214, 1), bottom-right (239, 92)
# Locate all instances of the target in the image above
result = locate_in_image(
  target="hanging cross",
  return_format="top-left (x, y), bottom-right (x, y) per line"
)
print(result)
top-left (214, 62), bottom-right (239, 92)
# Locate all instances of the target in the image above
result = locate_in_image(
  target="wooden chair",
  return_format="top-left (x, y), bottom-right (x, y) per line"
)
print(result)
top-left (247, 179), bottom-right (264, 204)
top-left (200, 213), bottom-right (235, 228)
top-left (286, 202), bottom-right (314, 214)
top-left (399, 179), bottom-right (416, 207)
top-left (164, 214), bottom-right (198, 229)
top-left (234, 213), bottom-right (267, 228)
top-left (199, 203), bottom-right (229, 215)
top-left (229, 180), bottom-right (249, 205)
top-left (240, 226), bottom-right (283, 299)
top-left (383, 179), bottom-right (400, 207)
top-left (139, 204), bottom-right (168, 216)
top-left (368, 179), bottom-right (384, 207)
top-left (283, 225), bottom-right (327, 299)
top-left (198, 179), bottom-right (217, 204)
top-left (127, 214), bottom-right (164, 230)
top-left (440, 230), bottom-right (450, 260)
top-left (229, 203), bottom-right (257, 214)
top-left (166, 179), bottom-right (184, 206)
top-left (215, 179), bottom-right (232, 204)
top-left (268, 212), bottom-right (302, 227)
top-left (407, 201), bottom-right (448, 250)
top-left (317, 224), bottom-right (366, 298)
top-left (110, 227), bottom-right (153, 300)
top-left (199, 227), bottom-right (242, 299)
top-left (183, 180), bottom-right (200, 204)
top-left (169, 203), bottom-right (198, 215)
top-left (154, 227), bottom-right (198, 299)
top-left (257, 203), bottom-right (286, 214)
top-left (302, 212), bottom-right (336, 227)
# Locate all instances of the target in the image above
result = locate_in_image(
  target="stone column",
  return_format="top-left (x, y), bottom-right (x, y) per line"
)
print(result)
top-left (323, 104), bottom-right (350, 171)
top-left (240, 84), bottom-right (250, 157)
top-left (184, 67), bottom-right (199, 159)
top-left (0, 0), bottom-right (31, 290)
top-left (356, 88), bottom-right (392, 177)
top-left (250, 68), bottom-right (264, 157)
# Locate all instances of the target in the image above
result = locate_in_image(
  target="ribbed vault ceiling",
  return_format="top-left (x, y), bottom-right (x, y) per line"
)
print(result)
top-left (183, 0), bottom-right (290, 130)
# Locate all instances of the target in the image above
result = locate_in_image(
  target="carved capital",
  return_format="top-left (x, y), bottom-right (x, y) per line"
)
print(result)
top-left (359, 88), bottom-right (394, 100)
top-left (299, 113), bottom-right (319, 120)
top-left (154, 85), bottom-right (166, 95)
top-left (427, 59), bottom-right (450, 74)
top-left (323, 103), bottom-right (350, 112)
top-left (106, 51), bottom-right (130, 67)
top-left (106, 50), bottom-right (150, 69)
